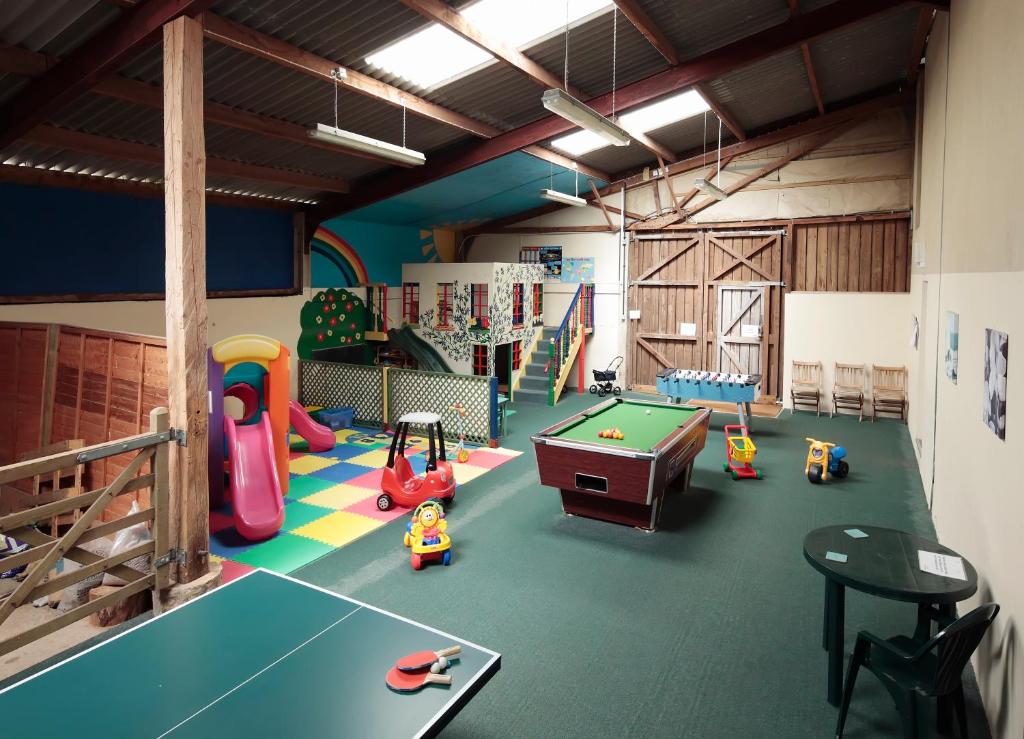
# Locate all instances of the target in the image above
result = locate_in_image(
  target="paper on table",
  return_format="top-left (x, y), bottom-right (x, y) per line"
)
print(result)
top-left (844, 528), bottom-right (869, 539)
top-left (825, 551), bottom-right (848, 563)
top-left (918, 550), bottom-right (967, 581)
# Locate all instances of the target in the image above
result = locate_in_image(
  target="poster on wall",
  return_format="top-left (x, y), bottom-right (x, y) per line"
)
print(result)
top-left (982, 328), bottom-right (1008, 440)
top-left (945, 311), bottom-right (959, 383)
top-left (520, 246), bottom-right (562, 280)
top-left (561, 257), bottom-right (595, 283)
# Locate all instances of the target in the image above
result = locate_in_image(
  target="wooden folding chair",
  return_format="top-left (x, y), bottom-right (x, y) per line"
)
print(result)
top-left (832, 363), bottom-right (866, 421)
top-left (871, 365), bottom-right (908, 422)
top-left (791, 361), bottom-right (822, 416)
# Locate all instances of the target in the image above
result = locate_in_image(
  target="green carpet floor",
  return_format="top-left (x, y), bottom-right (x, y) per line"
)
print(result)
top-left (295, 392), bottom-right (991, 738)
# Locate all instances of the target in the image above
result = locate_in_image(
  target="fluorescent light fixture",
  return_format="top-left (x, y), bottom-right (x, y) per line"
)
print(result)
top-left (540, 188), bottom-right (587, 206)
top-left (543, 89), bottom-right (631, 148)
top-left (366, 0), bottom-right (613, 90)
top-left (693, 177), bottom-right (728, 200)
top-left (308, 123), bottom-right (426, 167)
top-left (552, 90), bottom-right (710, 156)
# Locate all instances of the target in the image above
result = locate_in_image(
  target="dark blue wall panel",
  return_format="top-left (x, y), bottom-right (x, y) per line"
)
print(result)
top-left (0, 183), bottom-right (294, 297)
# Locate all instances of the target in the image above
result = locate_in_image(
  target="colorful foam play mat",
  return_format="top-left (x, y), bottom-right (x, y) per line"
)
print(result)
top-left (210, 426), bottom-right (520, 582)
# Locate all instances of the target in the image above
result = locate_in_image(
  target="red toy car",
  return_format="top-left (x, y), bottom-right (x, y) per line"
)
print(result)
top-left (376, 412), bottom-right (456, 512)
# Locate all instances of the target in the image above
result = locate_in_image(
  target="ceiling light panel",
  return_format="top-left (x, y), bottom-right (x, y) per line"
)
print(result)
top-left (366, 0), bottom-right (613, 90)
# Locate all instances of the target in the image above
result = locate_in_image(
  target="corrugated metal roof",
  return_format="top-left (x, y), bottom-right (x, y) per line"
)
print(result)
top-left (0, 0), bottom-right (929, 214)
top-left (0, 0), bottom-right (118, 55)
top-left (636, 0), bottom-right (790, 62)
top-left (811, 4), bottom-right (920, 105)
top-left (706, 48), bottom-right (817, 132)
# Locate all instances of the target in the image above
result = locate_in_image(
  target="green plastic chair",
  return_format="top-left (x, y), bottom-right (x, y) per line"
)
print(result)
top-left (835, 603), bottom-right (999, 739)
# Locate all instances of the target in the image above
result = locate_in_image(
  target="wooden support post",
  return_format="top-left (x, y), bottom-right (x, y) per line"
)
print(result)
top-left (578, 328), bottom-right (585, 395)
top-left (164, 16), bottom-right (209, 584)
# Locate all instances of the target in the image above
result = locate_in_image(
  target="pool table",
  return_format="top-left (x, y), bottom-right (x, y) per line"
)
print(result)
top-left (530, 398), bottom-right (712, 531)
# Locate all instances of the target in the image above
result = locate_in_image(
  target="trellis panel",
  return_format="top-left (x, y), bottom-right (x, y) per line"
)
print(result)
top-left (299, 361), bottom-right (386, 427)
top-left (388, 369), bottom-right (494, 445)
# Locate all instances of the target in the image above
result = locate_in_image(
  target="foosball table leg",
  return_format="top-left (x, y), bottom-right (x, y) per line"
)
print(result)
top-left (737, 401), bottom-right (752, 430)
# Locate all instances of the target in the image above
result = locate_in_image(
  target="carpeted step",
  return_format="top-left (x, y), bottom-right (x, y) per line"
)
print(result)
top-left (513, 388), bottom-right (549, 404)
top-left (518, 375), bottom-right (548, 391)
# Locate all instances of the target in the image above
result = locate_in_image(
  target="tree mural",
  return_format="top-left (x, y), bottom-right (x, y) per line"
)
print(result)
top-left (297, 288), bottom-right (367, 360)
top-left (418, 280), bottom-right (473, 365)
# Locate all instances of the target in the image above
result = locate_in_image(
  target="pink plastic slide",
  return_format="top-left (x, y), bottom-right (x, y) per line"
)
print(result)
top-left (224, 412), bottom-right (285, 541)
top-left (288, 400), bottom-right (336, 453)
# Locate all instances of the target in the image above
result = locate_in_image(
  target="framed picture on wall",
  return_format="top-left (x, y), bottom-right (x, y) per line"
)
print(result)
top-left (982, 328), bottom-right (1008, 440)
top-left (945, 311), bottom-right (959, 383)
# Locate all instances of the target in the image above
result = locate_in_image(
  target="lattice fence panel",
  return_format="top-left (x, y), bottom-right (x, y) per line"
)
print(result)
top-left (388, 369), bottom-right (493, 445)
top-left (299, 361), bottom-right (385, 427)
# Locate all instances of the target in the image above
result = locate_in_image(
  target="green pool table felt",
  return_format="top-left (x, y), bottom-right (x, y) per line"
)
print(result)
top-left (549, 401), bottom-right (701, 451)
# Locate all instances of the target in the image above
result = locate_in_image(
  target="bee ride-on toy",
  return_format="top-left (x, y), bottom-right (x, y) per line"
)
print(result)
top-left (589, 356), bottom-right (623, 397)
top-left (804, 437), bottom-right (849, 484)
top-left (404, 501), bottom-right (452, 570)
top-left (377, 412), bottom-right (455, 512)
top-left (723, 424), bottom-right (762, 480)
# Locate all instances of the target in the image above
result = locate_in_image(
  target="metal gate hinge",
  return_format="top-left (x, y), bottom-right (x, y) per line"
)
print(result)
top-left (155, 549), bottom-right (187, 568)
top-left (171, 428), bottom-right (187, 447)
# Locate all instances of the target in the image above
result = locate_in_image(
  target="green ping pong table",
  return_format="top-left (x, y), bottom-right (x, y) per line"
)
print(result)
top-left (0, 569), bottom-right (500, 738)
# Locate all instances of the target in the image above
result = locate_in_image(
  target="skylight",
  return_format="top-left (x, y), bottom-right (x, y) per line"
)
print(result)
top-left (366, 0), bottom-right (613, 90)
top-left (551, 90), bottom-right (711, 156)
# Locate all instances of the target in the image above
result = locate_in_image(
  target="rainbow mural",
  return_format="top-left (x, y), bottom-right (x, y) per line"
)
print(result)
top-left (311, 226), bottom-right (370, 287)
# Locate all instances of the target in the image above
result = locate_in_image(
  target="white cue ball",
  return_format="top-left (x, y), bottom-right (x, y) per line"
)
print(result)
top-left (645, 409), bottom-right (651, 415)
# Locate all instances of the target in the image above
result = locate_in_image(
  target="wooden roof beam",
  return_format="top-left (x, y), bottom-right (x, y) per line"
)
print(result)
top-left (313, 0), bottom-right (915, 222)
top-left (614, 89), bottom-right (911, 190)
top-left (788, 1), bottom-right (826, 115)
top-left (22, 125), bottom-right (350, 193)
top-left (0, 0), bottom-right (219, 150)
top-left (0, 45), bottom-right (402, 166)
top-left (907, 8), bottom-right (935, 85)
top-left (612, 0), bottom-right (745, 141)
top-left (202, 12), bottom-right (498, 139)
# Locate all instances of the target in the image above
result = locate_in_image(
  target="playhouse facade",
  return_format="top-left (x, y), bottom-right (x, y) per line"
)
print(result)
top-left (400, 262), bottom-right (544, 384)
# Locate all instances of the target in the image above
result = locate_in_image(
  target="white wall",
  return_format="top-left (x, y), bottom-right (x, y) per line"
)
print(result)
top-left (0, 294), bottom-right (309, 398)
top-left (781, 292), bottom-right (912, 411)
top-left (469, 206), bottom-right (625, 389)
top-left (623, 107), bottom-right (914, 222)
top-left (908, 5), bottom-right (1024, 737)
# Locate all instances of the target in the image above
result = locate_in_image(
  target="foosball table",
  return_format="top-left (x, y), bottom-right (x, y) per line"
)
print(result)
top-left (656, 369), bottom-right (761, 428)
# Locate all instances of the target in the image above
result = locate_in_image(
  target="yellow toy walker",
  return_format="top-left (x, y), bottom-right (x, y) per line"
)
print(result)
top-left (403, 501), bottom-right (452, 570)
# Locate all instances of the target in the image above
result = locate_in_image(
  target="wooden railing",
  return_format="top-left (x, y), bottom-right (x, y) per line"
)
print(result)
top-left (547, 284), bottom-right (595, 405)
top-left (0, 408), bottom-right (175, 658)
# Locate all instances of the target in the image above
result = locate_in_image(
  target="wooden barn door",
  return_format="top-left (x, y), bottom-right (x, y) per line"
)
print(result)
top-left (626, 233), bottom-right (703, 392)
top-left (703, 231), bottom-right (784, 400)
top-left (716, 285), bottom-right (766, 376)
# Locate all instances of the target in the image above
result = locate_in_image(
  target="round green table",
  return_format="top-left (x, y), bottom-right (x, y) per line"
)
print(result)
top-left (803, 525), bottom-right (978, 706)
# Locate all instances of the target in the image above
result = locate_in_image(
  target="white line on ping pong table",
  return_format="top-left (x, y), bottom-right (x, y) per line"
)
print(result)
top-left (156, 605), bottom-right (364, 737)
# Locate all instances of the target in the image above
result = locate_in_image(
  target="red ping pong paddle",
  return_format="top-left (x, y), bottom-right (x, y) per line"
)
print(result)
top-left (396, 645), bottom-right (461, 672)
top-left (385, 666), bottom-right (452, 693)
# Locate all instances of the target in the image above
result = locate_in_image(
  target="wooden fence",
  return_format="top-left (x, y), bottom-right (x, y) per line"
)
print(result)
top-left (0, 323), bottom-right (168, 521)
top-left (0, 408), bottom-right (173, 657)
top-left (789, 217), bottom-right (910, 292)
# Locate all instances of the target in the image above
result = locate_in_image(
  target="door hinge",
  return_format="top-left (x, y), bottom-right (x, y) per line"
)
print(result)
top-left (171, 428), bottom-right (187, 447)
top-left (155, 548), bottom-right (187, 568)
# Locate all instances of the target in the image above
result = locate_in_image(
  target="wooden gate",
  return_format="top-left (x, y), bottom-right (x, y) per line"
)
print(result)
top-left (627, 230), bottom-right (784, 399)
top-left (716, 285), bottom-right (766, 375)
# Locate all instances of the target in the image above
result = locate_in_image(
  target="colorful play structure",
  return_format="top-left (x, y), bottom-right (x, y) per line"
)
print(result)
top-left (208, 334), bottom-right (335, 541)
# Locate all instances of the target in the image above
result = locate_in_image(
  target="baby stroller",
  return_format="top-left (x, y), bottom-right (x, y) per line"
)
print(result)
top-left (590, 356), bottom-right (623, 397)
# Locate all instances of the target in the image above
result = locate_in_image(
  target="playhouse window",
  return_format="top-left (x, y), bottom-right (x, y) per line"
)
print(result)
top-left (471, 283), bottom-right (489, 327)
top-left (402, 283), bottom-right (419, 324)
top-left (437, 283), bottom-right (453, 328)
top-left (512, 340), bottom-right (522, 369)
top-left (473, 344), bottom-right (488, 376)
top-left (532, 282), bottom-right (543, 323)
top-left (512, 283), bottom-right (524, 327)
